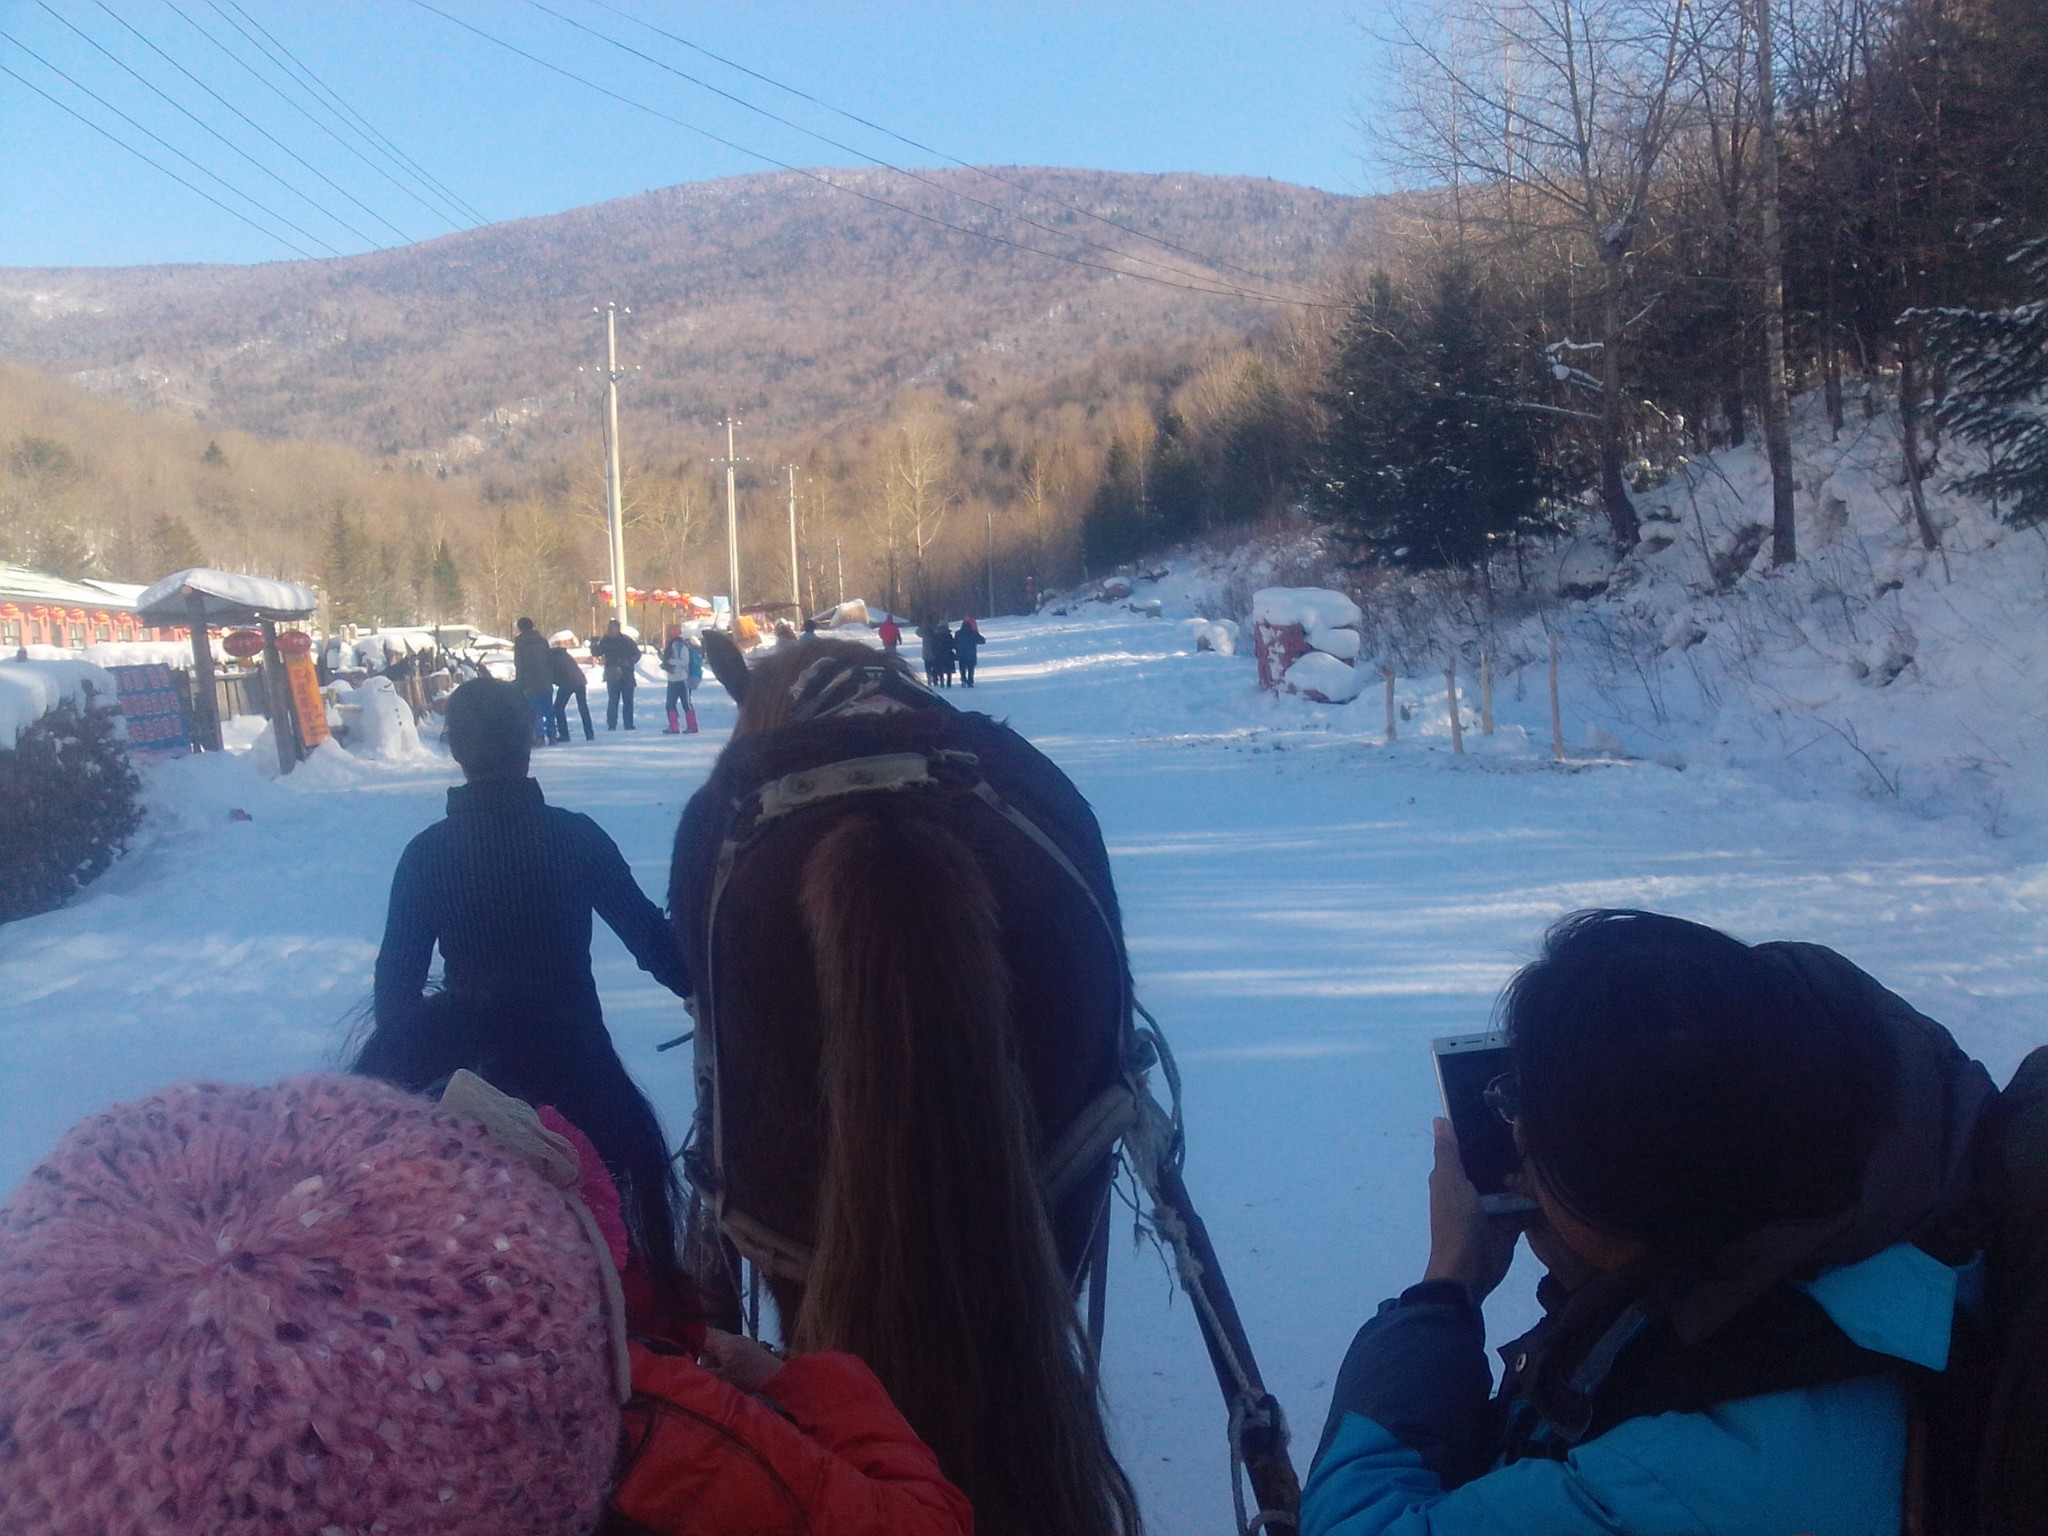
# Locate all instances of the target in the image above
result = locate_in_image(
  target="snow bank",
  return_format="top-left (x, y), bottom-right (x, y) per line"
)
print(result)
top-left (0, 660), bottom-right (121, 746)
top-left (1252, 587), bottom-right (1362, 635)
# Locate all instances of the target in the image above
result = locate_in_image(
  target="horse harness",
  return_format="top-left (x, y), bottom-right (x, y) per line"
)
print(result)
top-left (680, 657), bottom-right (1300, 1534)
top-left (683, 661), bottom-right (1159, 1299)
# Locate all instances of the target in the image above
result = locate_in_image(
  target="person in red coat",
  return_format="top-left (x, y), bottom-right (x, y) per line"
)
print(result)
top-left (876, 613), bottom-right (902, 653)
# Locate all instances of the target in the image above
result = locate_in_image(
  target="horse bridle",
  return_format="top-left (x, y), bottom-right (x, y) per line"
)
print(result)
top-left (685, 740), bottom-right (1168, 1295)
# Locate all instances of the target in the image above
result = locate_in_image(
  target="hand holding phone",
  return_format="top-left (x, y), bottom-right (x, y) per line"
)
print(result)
top-left (1430, 1032), bottom-right (1537, 1217)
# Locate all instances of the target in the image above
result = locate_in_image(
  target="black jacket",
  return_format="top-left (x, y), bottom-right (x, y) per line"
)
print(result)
top-left (374, 777), bottom-right (690, 1029)
top-left (512, 628), bottom-right (553, 694)
top-left (592, 631), bottom-right (642, 683)
top-left (548, 646), bottom-right (587, 691)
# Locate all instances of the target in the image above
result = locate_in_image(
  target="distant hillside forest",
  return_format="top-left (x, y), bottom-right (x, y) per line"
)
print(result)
top-left (6, 0), bottom-right (2045, 635)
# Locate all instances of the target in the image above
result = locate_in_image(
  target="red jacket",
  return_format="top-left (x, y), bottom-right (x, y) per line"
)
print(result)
top-left (608, 1345), bottom-right (972, 1536)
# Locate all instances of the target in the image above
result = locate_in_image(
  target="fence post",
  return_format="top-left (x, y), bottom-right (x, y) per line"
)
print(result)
top-left (1549, 632), bottom-right (1565, 763)
top-left (1446, 660), bottom-right (1464, 755)
top-left (1383, 665), bottom-right (1397, 743)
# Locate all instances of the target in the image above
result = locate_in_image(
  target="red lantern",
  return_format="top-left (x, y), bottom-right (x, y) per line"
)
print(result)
top-left (222, 629), bottom-right (265, 659)
top-left (275, 629), bottom-right (313, 656)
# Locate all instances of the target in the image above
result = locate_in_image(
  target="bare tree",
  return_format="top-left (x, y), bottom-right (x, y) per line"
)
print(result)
top-left (1378, 0), bottom-right (1700, 548)
top-left (871, 406), bottom-right (957, 613)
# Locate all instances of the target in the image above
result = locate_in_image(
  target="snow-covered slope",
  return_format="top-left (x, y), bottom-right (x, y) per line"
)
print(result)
top-left (1081, 394), bottom-right (2048, 837)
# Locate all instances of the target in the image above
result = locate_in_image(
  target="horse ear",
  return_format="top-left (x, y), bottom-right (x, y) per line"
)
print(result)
top-left (702, 629), bottom-right (750, 703)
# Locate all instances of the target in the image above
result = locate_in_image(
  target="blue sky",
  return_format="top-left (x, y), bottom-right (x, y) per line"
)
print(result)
top-left (0, 1), bottom-right (1386, 269)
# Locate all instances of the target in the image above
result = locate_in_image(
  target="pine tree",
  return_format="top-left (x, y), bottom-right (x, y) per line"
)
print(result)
top-left (147, 514), bottom-right (204, 575)
top-left (321, 505), bottom-right (369, 625)
top-left (1080, 438), bottom-right (1147, 572)
top-left (1921, 237), bottom-right (2048, 527)
top-left (1313, 263), bottom-right (1559, 573)
top-left (429, 539), bottom-right (464, 622)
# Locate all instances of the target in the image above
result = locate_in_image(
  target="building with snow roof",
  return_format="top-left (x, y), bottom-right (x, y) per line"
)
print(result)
top-left (0, 564), bottom-right (169, 651)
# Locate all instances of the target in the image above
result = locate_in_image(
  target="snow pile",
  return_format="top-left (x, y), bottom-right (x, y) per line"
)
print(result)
top-left (1282, 649), bottom-right (1364, 703)
top-left (1253, 587), bottom-right (1365, 704)
top-left (1252, 587), bottom-right (1363, 634)
top-left (0, 660), bottom-right (121, 746)
top-left (1189, 619), bottom-right (1239, 655)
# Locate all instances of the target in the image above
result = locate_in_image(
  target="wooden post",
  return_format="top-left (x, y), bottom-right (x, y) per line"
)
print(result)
top-left (1383, 665), bottom-right (1397, 743)
top-left (1549, 632), bottom-right (1565, 763)
top-left (185, 590), bottom-right (223, 752)
top-left (1446, 661), bottom-right (1464, 755)
top-left (1480, 649), bottom-right (1495, 735)
top-left (259, 619), bottom-right (298, 775)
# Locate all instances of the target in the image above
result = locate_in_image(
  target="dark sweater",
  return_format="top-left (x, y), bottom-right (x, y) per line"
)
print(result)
top-left (374, 776), bottom-right (690, 1027)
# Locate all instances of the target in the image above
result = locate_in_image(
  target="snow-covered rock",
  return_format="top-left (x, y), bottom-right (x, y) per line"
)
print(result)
top-left (1311, 627), bottom-right (1362, 662)
top-left (1252, 587), bottom-right (1362, 635)
top-left (1283, 650), bottom-right (1365, 704)
top-left (0, 660), bottom-right (121, 747)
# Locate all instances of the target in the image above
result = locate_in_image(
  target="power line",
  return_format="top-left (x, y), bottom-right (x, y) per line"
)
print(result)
top-left (159, 0), bottom-right (419, 243)
top-left (578, 0), bottom-right (1332, 304)
top-left (0, 27), bottom-right (319, 258)
top-left (30, 2), bottom-right (348, 256)
top-left (411, 1), bottom-right (1335, 310)
top-left (92, 1), bottom-right (398, 250)
top-left (215, 0), bottom-right (487, 228)
top-left (193, 0), bottom-right (455, 233)
top-left (0, 57), bottom-right (309, 258)
top-left (528, 0), bottom-right (1313, 309)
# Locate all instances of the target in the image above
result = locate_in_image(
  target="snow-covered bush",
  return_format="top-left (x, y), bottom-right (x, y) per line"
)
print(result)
top-left (0, 699), bottom-right (143, 923)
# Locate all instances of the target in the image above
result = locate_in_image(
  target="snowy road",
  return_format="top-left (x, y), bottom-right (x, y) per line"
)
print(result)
top-left (3, 608), bottom-right (2044, 1532)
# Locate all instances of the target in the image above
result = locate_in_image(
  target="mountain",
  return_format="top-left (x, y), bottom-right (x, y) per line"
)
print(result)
top-left (0, 167), bottom-right (1378, 479)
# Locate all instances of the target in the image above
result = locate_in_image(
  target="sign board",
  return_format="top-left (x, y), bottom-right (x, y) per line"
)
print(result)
top-left (284, 652), bottom-right (330, 751)
top-left (107, 663), bottom-right (190, 762)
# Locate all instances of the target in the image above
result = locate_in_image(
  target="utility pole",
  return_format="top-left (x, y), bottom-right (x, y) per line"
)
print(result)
top-left (984, 504), bottom-right (995, 616)
top-left (594, 304), bottom-right (631, 626)
top-left (832, 537), bottom-right (844, 606)
top-left (783, 464), bottom-right (802, 615)
top-left (715, 416), bottom-right (743, 622)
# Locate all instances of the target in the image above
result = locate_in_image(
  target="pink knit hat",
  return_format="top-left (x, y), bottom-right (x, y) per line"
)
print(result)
top-left (0, 1074), bottom-right (620, 1535)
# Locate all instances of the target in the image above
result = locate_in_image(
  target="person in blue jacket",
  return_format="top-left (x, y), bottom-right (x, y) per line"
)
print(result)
top-left (1305, 909), bottom-right (1995, 1536)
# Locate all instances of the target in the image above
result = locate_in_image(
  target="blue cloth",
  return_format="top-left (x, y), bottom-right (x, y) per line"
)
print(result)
top-left (1304, 1245), bottom-right (1951, 1536)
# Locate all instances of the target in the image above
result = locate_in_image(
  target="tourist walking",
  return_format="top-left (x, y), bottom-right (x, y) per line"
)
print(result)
top-left (954, 616), bottom-right (984, 687)
top-left (512, 616), bottom-right (555, 743)
top-left (878, 613), bottom-right (901, 654)
top-left (660, 626), bottom-right (698, 734)
top-left (592, 619), bottom-right (642, 731)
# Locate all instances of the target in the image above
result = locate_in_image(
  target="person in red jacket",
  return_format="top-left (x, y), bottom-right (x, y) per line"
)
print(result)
top-left (876, 613), bottom-right (902, 654)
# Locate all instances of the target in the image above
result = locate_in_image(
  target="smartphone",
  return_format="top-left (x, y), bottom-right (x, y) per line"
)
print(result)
top-left (1431, 1032), bottom-right (1537, 1215)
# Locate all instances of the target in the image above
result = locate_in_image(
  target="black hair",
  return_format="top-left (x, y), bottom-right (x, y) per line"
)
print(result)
top-left (1503, 910), bottom-right (1896, 1267)
top-left (443, 677), bottom-right (530, 779)
top-left (352, 987), bottom-right (699, 1325)
top-left (516, 616), bottom-right (535, 632)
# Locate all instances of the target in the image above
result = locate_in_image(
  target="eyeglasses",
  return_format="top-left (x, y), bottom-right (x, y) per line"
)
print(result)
top-left (1483, 1072), bottom-right (1521, 1125)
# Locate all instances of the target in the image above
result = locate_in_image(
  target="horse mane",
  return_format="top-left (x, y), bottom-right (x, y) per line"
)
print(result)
top-left (796, 809), bottom-right (1139, 1536)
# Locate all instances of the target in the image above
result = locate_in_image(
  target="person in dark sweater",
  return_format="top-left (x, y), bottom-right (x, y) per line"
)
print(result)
top-left (370, 677), bottom-right (690, 1036)
top-left (592, 619), bottom-right (642, 731)
top-left (549, 639), bottom-right (594, 743)
top-left (511, 617), bottom-right (555, 744)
